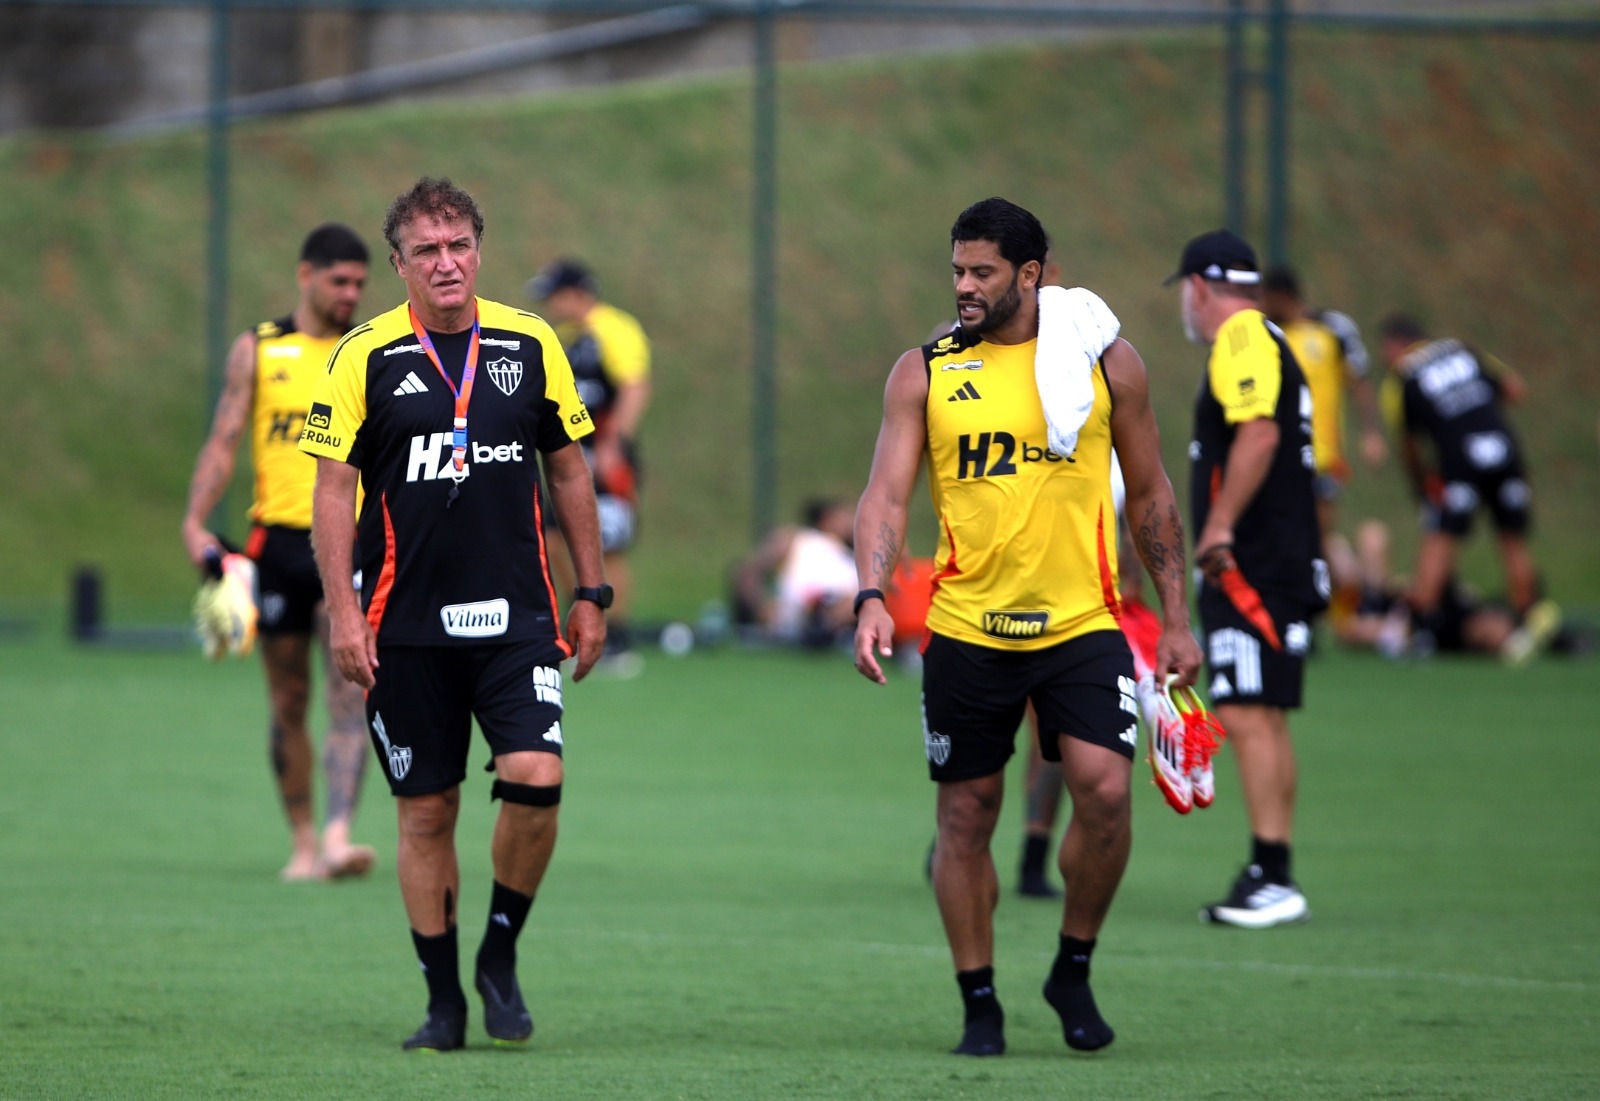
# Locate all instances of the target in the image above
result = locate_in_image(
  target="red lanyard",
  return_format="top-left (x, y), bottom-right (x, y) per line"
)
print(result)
top-left (408, 303), bottom-right (481, 479)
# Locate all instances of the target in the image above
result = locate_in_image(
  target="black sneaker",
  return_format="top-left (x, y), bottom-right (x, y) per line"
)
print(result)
top-left (401, 1003), bottom-right (466, 1052)
top-left (1201, 864), bottom-right (1309, 929)
top-left (475, 968), bottom-right (534, 1045)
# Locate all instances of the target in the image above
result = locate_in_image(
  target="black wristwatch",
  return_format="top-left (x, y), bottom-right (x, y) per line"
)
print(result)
top-left (573, 584), bottom-right (614, 610)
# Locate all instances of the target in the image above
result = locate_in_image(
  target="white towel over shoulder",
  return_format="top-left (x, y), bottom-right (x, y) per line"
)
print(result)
top-left (1036, 284), bottom-right (1121, 457)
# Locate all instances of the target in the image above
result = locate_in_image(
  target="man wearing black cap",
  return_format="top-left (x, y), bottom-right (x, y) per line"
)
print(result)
top-left (528, 259), bottom-right (652, 668)
top-left (1168, 229), bottom-right (1329, 928)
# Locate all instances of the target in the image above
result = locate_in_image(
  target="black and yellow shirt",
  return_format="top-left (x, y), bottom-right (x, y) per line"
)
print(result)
top-left (1278, 315), bottom-right (1351, 475)
top-left (250, 316), bottom-right (339, 529)
top-left (1190, 309), bottom-right (1325, 607)
top-left (299, 298), bottom-right (592, 647)
top-left (922, 330), bottom-right (1121, 650)
top-left (559, 301), bottom-right (650, 436)
top-left (1391, 338), bottom-right (1522, 479)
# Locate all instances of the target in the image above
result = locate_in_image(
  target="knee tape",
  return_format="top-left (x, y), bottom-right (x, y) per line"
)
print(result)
top-left (490, 780), bottom-right (562, 807)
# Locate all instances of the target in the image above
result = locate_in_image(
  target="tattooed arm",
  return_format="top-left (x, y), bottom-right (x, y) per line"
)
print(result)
top-left (852, 348), bottom-right (928, 685)
top-left (181, 329), bottom-right (257, 568)
top-left (1104, 338), bottom-right (1204, 688)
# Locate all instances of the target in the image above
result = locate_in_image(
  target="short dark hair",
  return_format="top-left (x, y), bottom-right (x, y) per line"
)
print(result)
top-left (1378, 312), bottom-right (1427, 343)
top-left (300, 223), bottom-right (368, 268)
top-left (1262, 265), bottom-right (1302, 298)
top-left (801, 497), bottom-right (842, 530)
top-left (382, 177), bottom-right (485, 257)
top-left (950, 197), bottom-right (1049, 271)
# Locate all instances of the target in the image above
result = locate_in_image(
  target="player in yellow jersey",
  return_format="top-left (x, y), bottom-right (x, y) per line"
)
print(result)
top-left (1169, 230), bottom-right (1329, 929)
top-left (854, 198), bottom-right (1202, 1058)
top-left (1262, 266), bottom-right (1386, 622)
top-left (181, 223), bottom-right (376, 882)
top-left (527, 258), bottom-right (651, 668)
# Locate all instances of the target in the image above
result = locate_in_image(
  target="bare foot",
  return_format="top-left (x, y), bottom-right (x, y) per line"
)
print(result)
top-left (319, 844), bottom-right (376, 880)
top-left (281, 853), bottom-right (327, 882)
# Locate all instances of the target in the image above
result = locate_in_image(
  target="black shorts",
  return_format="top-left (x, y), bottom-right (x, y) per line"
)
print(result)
top-left (365, 640), bottom-right (568, 797)
top-left (247, 525), bottom-right (323, 635)
top-left (1197, 586), bottom-right (1315, 710)
top-left (1427, 458), bottom-right (1531, 538)
top-left (594, 492), bottom-right (638, 554)
top-left (919, 630), bottom-right (1137, 783)
top-left (543, 489), bottom-right (639, 555)
top-left (544, 441), bottom-right (641, 555)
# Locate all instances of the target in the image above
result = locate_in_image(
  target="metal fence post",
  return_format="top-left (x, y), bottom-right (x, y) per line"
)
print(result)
top-left (751, 0), bottom-right (778, 541)
top-left (205, 0), bottom-right (232, 528)
top-left (1224, 0), bottom-right (1248, 233)
top-left (1266, 0), bottom-right (1290, 264)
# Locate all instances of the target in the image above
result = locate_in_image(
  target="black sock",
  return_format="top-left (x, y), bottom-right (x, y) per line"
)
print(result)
top-left (1020, 833), bottom-right (1051, 879)
top-left (1049, 934), bottom-right (1095, 988)
top-left (411, 927), bottom-right (466, 1012)
top-left (952, 966), bottom-right (1005, 1055)
top-left (956, 966), bottom-right (1001, 1023)
top-left (476, 880), bottom-right (533, 976)
top-left (1042, 936), bottom-right (1114, 1051)
top-left (1252, 838), bottom-right (1292, 885)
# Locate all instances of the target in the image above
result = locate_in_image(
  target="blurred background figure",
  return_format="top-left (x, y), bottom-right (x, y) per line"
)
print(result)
top-left (732, 497), bottom-right (858, 649)
top-left (180, 222), bottom-right (376, 883)
top-left (1377, 313), bottom-right (1555, 654)
top-left (528, 258), bottom-right (652, 669)
top-left (1260, 265), bottom-right (1386, 631)
top-left (1330, 518), bottom-right (1560, 665)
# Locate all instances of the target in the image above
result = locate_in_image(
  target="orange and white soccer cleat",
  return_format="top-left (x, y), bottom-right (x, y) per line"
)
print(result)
top-left (1141, 673), bottom-right (1192, 814)
top-left (1167, 678), bottom-right (1226, 809)
top-left (1144, 674), bottom-right (1227, 814)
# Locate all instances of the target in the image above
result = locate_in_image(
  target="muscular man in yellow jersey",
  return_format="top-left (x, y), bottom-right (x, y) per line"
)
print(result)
top-left (854, 198), bottom-right (1201, 1058)
top-left (181, 224), bottom-right (375, 882)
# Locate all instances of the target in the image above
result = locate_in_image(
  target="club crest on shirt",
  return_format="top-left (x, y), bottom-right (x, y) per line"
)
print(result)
top-left (487, 357), bottom-right (522, 396)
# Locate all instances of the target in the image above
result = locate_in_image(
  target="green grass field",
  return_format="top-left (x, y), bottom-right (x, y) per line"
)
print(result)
top-left (3, 633), bottom-right (1596, 1099)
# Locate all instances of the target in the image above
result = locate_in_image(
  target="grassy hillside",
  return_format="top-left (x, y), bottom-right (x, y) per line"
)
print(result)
top-left (3, 27), bottom-right (1597, 627)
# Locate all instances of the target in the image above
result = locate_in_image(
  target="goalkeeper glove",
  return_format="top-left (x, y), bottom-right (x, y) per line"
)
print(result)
top-left (194, 550), bottom-right (258, 660)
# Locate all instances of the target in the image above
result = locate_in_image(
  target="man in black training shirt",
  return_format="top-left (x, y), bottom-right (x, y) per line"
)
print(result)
top-left (1377, 314), bottom-right (1555, 655)
top-left (301, 177), bottom-right (608, 1052)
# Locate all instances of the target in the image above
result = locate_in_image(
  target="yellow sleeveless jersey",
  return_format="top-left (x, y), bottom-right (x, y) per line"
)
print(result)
top-left (922, 333), bottom-right (1121, 650)
top-left (249, 317), bottom-right (340, 528)
top-left (1279, 316), bottom-right (1347, 473)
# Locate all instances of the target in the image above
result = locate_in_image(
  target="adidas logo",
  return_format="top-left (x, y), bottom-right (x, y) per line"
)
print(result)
top-left (947, 381), bottom-right (982, 402)
top-left (393, 371), bottom-right (428, 397)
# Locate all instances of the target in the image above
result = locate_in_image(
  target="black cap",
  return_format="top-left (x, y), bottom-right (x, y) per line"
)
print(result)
top-left (525, 258), bottom-right (597, 300)
top-left (1164, 229), bottom-right (1261, 287)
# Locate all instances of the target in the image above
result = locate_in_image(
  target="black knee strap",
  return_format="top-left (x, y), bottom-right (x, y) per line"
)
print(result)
top-left (491, 780), bottom-right (561, 807)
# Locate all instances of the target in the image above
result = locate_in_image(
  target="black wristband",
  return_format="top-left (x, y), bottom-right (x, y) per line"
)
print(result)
top-left (853, 588), bottom-right (886, 618)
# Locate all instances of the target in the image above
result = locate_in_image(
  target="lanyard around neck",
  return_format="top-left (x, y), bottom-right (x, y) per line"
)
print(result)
top-left (408, 303), bottom-right (481, 480)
